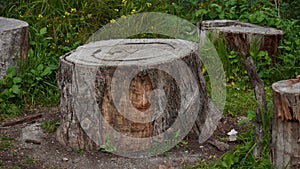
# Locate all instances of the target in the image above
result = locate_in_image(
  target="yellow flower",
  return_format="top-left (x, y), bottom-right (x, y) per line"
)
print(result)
top-left (172, 2), bottom-right (175, 5)
top-left (110, 19), bottom-right (116, 23)
top-left (122, 0), bottom-right (127, 5)
top-left (37, 14), bottom-right (43, 20)
top-left (71, 8), bottom-right (77, 13)
top-left (131, 9), bottom-right (137, 14)
top-left (65, 39), bottom-right (70, 43)
top-left (146, 2), bottom-right (152, 7)
top-left (63, 15), bottom-right (66, 18)
top-left (114, 8), bottom-right (119, 12)
top-left (19, 15), bottom-right (24, 18)
top-left (64, 11), bottom-right (70, 16)
top-left (121, 15), bottom-right (126, 19)
top-left (231, 81), bottom-right (235, 86)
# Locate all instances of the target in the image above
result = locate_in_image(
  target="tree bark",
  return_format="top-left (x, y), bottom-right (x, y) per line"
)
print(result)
top-left (271, 76), bottom-right (300, 169)
top-left (56, 39), bottom-right (215, 156)
top-left (0, 17), bottom-right (28, 79)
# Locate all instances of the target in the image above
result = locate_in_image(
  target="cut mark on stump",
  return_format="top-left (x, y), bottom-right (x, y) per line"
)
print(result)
top-left (124, 42), bottom-right (176, 49)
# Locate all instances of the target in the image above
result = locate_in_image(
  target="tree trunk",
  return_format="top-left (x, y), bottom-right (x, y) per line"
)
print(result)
top-left (271, 75), bottom-right (300, 169)
top-left (0, 17), bottom-right (28, 79)
top-left (199, 20), bottom-right (283, 158)
top-left (56, 39), bottom-right (214, 157)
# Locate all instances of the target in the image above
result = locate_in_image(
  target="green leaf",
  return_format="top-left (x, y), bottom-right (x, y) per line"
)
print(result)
top-left (247, 110), bottom-right (256, 121)
top-left (13, 77), bottom-right (22, 84)
top-left (39, 27), bottom-right (47, 35)
top-left (37, 64), bottom-right (44, 72)
top-left (11, 85), bottom-right (21, 95)
top-left (41, 66), bottom-right (53, 77)
top-left (41, 65), bottom-right (57, 76)
top-left (6, 66), bottom-right (16, 78)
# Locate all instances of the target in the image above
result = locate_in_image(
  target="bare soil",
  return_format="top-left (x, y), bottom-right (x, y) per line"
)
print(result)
top-left (0, 107), bottom-right (244, 169)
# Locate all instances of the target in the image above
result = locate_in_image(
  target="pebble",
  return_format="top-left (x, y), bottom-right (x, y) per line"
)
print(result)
top-left (62, 157), bottom-right (69, 161)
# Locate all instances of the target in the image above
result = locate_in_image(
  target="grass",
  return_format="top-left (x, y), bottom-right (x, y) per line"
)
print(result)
top-left (0, 135), bottom-right (14, 151)
top-left (225, 85), bottom-right (256, 117)
top-left (72, 148), bottom-right (85, 155)
top-left (41, 120), bottom-right (60, 133)
top-left (23, 157), bottom-right (35, 165)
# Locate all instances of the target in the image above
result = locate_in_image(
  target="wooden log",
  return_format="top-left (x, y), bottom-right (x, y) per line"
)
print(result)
top-left (56, 39), bottom-right (213, 156)
top-left (0, 17), bottom-right (28, 79)
top-left (271, 76), bottom-right (300, 169)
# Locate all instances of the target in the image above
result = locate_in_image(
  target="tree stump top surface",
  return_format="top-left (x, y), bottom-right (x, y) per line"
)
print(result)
top-left (200, 20), bottom-right (283, 35)
top-left (0, 17), bottom-right (28, 31)
top-left (65, 39), bottom-right (197, 66)
top-left (272, 76), bottom-right (300, 94)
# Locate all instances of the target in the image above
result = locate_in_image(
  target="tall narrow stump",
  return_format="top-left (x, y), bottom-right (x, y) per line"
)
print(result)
top-left (271, 76), bottom-right (300, 169)
top-left (56, 39), bottom-right (213, 156)
top-left (0, 17), bottom-right (28, 78)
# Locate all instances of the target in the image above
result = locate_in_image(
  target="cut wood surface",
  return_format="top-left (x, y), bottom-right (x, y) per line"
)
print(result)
top-left (0, 17), bottom-right (28, 79)
top-left (271, 76), bottom-right (300, 169)
top-left (56, 39), bottom-right (216, 156)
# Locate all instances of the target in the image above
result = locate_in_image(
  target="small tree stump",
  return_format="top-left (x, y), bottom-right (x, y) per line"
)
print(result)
top-left (271, 75), bottom-right (300, 169)
top-left (57, 39), bottom-right (213, 156)
top-left (0, 17), bottom-right (28, 78)
top-left (199, 19), bottom-right (283, 158)
top-left (199, 20), bottom-right (283, 62)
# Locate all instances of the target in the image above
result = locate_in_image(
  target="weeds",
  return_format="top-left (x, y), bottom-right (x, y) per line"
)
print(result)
top-left (99, 135), bottom-right (117, 153)
top-left (41, 120), bottom-right (60, 133)
top-left (72, 148), bottom-right (85, 155)
top-left (0, 135), bottom-right (14, 151)
top-left (23, 157), bottom-right (35, 164)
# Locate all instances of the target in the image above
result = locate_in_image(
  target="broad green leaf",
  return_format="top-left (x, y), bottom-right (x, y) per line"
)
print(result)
top-left (41, 67), bottom-right (52, 76)
top-left (13, 77), bottom-right (22, 84)
top-left (6, 66), bottom-right (16, 78)
top-left (39, 27), bottom-right (47, 35)
top-left (247, 110), bottom-right (256, 121)
top-left (11, 85), bottom-right (21, 95)
top-left (37, 64), bottom-right (44, 72)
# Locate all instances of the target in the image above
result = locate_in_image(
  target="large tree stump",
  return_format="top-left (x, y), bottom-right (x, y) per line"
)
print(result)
top-left (198, 20), bottom-right (283, 158)
top-left (0, 17), bottom-right (28, 79)
top-left (271, 75), bottom-right (300, 169)
top-left (57, 39), bottom-right (213, 157)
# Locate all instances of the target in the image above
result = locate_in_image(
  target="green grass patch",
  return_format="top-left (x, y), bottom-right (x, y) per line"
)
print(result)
top-left (0, 135), bottom-right (14, 151)
top-left (41, 119), bottom-right (60, 133)
top-left (224, 85), bottom-right (256, 117)
top-left (23, 157), bottom-right (35, 165)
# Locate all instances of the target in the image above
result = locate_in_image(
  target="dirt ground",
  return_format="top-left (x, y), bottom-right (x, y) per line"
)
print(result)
top-left (0, 107), bottom-right (244, 169)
